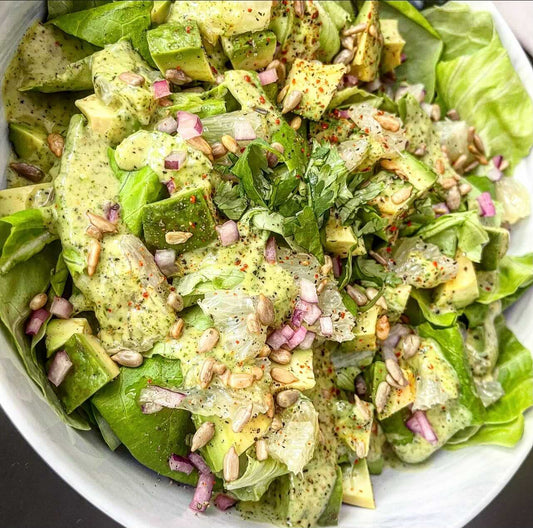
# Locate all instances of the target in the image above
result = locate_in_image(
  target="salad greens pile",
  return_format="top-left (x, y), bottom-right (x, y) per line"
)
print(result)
top-left (1, 1), bottom-right (532, 525)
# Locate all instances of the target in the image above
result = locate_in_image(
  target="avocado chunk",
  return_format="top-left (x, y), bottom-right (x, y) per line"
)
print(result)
top-left (283, 59), bottom-right (345, 121)
top-left (151, 0), bottom-right (171, 24)
top-left (381, 152), bottom-right (437, 193)
top-left (351, 305), bottom-right (380, 352)
top-left (51, 334), bottom-right (119, 414)
top-left (342, 459), bottom-right (375, 509)
top-left (324, 214), bottom-right (366, 258)
top-left (380, 19), bottom-right (405, 73)
top-left (435, 255), bottom-right (479, 309)
top-left (270, 349), bottom-right (316, 392)
top-left (480, 226), bottom-right (509, 271)
top-left (8, 123), bottom-right (56, 173)
top-left (92, 356), bottom-right (197, 485)
top-left (350, 1), bottom-right (383, 82)
top-left (142, 186), bottom-right (217, 252)
top-left (0, 183), bottom-right (53, 217)
top-left (222, 30), bottom-right (276, 71)
top-left (45, 318), bottom-right (92, 357)
top-left (147, 21), bottom-right (215, 82)
top-left (368, 170), bottom-right (415, 220)
top-left (383, 283), bottom-right (411, 323)
top-left (334, 399), bottom-right (374, 457)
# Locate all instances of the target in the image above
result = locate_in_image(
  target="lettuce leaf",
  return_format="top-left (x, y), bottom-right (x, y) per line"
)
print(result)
top-left (48, 0), bottom-right (111, 20)
top-left (381, 1), bottom-right (443, 100)
top-left (427, 3), bottom-right (533, 168)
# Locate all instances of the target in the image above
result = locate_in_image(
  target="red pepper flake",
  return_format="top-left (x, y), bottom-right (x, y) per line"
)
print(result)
top-left (247, 7), bottom-right (252, 12)
top-left (321, 122), bottom-right (329, 130)
top-left (331, 134), bottom-right (339, 143)
top-left (240, 264), bottom-right (249, 272)
top-left (186, 26), bottom-right (191, 33)
top-left (244, 74), bottom-right (251, 82)
top-left (189, 221), bottom-right (196, 228)
top-left (190, 195), bottom-right (197, 204)
top-left (259, 95), bottom-right (266, 104)
top-left (386, 246), bottom-right (392, 253)
top-left (275, 118), bottom-right (280, 125)
top-left (318, 86), bottom-right (324, 93)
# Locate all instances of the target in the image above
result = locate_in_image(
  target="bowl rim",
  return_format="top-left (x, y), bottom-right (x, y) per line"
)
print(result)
top-left (1, 2), bottom-right (532, 528)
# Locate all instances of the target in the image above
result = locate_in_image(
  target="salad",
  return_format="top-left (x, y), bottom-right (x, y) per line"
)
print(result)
top-left (1, 1), bottom-right (533, 526)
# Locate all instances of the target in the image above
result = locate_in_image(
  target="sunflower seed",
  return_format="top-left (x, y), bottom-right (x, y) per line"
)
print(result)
top-left (446, 108), bottom-right (460, 121)
top-left (446, 185), bottom-right (461, 211)
top-left (191, 421), bottom-right (215, 451)
top-left (386, 373), bottom-right (404, 389)
top-left (368, 23), bottom-right (378, 38)
top-left (271, 142), bottom-right (285, 154)
top-left (270, 416), bottom-right (283, 431)
top-left (317, 278), bottom-right (329, 294)
top-left (87, 239), bottom-right (101, 277)
top-left (47, 133), bottom-right (64, 157)
top-left (414, 144), bottom-right (427, 157)
top-left (342, 22), bottom-right (367, 36)
top-left (257, 294), bottom-right (275, 326)
top-left (228, 372), bottom-right (254, 389)
top-left (452, 153), bottom-right (468, 172)
top-left (232, 403), bottom-right (253, 433)
top-left (212, 362), bottom-right (227, 375)
top-left (165, 231), bottom-right (193, 245)
top-left (187, 136), bottom-right (213, 159)
top-left (265, 393), bottom-right (275, 418)
top-left (269, 349), bottom-right (292, 365)
top-left (119, 71), bottom-right (145, 86)
top-left (199, 357), bottom-right (216, 389)
top-left (169, 318), bottom-right (185, 339)
top-left (276, 389), bottom-right (300, 408)
top-left (277, 84), bottom-right (289, 104)
top-left (86, 225), bottom-right (102, 240)
top-left (255, 439), bottom-right (268, 461)
top-left (221, 134), bottom-right (239, 154)
top-left (376, 315), bottom-right (390, 341)
top-left (167, 292), bottom-right (184, 312)
top-left (400, 333), bottom-right (420, 359)
top-left (258, 345), bottom-right (272, 358)
top-left (385, 358), bottom-right (407, 387)
top-left (499, 159), bottom-right (509, 171)
top-left (346, 285), bottom-right (368, 306)
top-left (246, 312), bottom-right (262, 334)
top-left (293, 0), bottom-right (305, 18)
top-left (165, 68), bottom-right (192, 85)
top-left (459, 182), bottom-right (472, 196)
top-left (341, 35), bottom-right (356, 51)
top-left (266, 59), bottom-right (286, 84)
top-left (473, 133), bottom-right (485, 155)
top-left (373, 113), bottom-right (400, 132)
top-left (435, 158), bottom-right (445, 175)
top-left (111, 350), bottom-right (144, 368)
top-left (281, 90), bottom-right (303, 114)
top-left (430, 104), bottom-right (441, 122)
top-left (211, 141), bottom-right (227, 158)
top-left (355, 374), bottom-right (367, 396)
top-left (320, 255), bottom-right (333, 276)
top-left (219, 369), bottom-right (231, 386)
top-left (29, 293), bottom-right (48, 311)
top-left (223, 446), bottom-right (239, 482)
top-left (391, 186), bottom-right (412, 204)
top-left (375, 381), bottom-right (391, 413)
top-left (354, 394), bottom-right (370, 421)
top-left (87, 211), bottom-right (117, 234)
top-left (355, 440), bottom-right (366, 460)
top-left (366, 287), bottom-right (388, 310)
top-left (9, 162), bottom-right (44, 182)
top-left (333, 48), bottom-right (354, 65)
top-left (198, 328), bottom-right (219, 353)
top-left (440, 177), bottom-right (456, 190)
top-left (271, 367), bottom-right (298, 384)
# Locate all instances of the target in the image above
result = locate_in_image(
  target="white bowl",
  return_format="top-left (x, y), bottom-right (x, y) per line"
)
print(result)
top-left (0, 2), bottom-right (532, 528)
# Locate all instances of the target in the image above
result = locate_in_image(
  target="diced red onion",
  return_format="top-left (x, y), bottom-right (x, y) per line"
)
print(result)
top-left (477, 191), bottom-right (496, 217)
top-left (401, 53), bottom-right (407, 63)
top-left (214, 493), bottom-right (237, 511)
top-left (319, 316), bottom-right (333, 337)
top-left (157, 116), bottom-right (178, 134)
top-left (139, 385), bottom-right (185, 408)
top-left (294, 299), bottom-right (322, 326)
top-left (264, 236), bottom-right (277, 264)
top-left (177, 111), bottom-right (203, 139)
top-left (188, 452), bottom-right (211, 475)
top-left (190, 471), bottom-right (215, 512)
top-left (287, 326), bottom-right (307, 350)
top-left (234, 119), bottom-right (257, 141)
top-left (266, 328), bottom-right (288, 349)
top-left (165, 179), bottom-right (176, 195)
top-left (153, 79), bottom-right (171, 99)
top-left (344, 75), bottom-right (358, 87)
top-left (366, 78), bottom-right (381, 92)
top-left (216, 220), bottom-right (240, 247)
top-left (300, 279), bottom-right (319, 304)
top-left (25, 308), bottom-right (49, 336)
top-left (487, 166), bottom-right (502, 182)
top-left (47, 350), bottom-right (72, 387)
top-left (258, 68), bottom-right (278, 86)
top-left (406, 410), bottom-right (438, 445)
top-left (303, 303), bottom-right (322, 325)
top-left (105, 202), bottom-right (120, 223)
top-left (299, 330), bottom-right (315, 350)
top-left (332, 256), bottom-right (342, 278)
top-left (280, 324), bottom-right (295, 340)
top-left (50, 297), bottom-right (73, 320)
top-left (154, 249), bottom-right (178, 276)
top-left (291, 306), bottom-right (305, 328)
top-left (164, 150), bottom-right (187, 170)
top-left (169, 454), bottom-right (195, 475)
top-left (492, 155), bottom-right (503, 169)
top-left (141, 402), bottom-right (164, 414)
top-left (338, 109), bottom-right (350, 119)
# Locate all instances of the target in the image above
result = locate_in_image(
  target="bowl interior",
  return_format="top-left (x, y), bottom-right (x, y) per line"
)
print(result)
top-left (0, 2), bottom-right (531, 528)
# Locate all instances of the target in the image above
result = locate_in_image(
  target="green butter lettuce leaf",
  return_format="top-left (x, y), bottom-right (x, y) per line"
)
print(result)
top-left (428, 3), bottom-right (533, 168)
top-left (180, 305), bottom-right (214, 331)
top-left (91, 403), bottom-right (121, 451)
top-left (92, 356), bottom-right (197, 485)
top-left (214, 181), bottom-right (249, 221)
top-left (50, 1), bottom-right (153, 64)
top-left (285, 206), bottom-right (324, 264)
top-left (50, 252), bottom-right (69, 297)
top-left (477, 254), bottom-right (533, 305)
top-left (0, 209), bottom-right (57, 275)
top-left (0, 242), bottom-right (89, 429)
top-left (418, 323), bottom-right (485, 424)
top-left (381, 1), bottom-right (443, 100)
top-left (47, 0), bottom-right (111, 20)
top-left (405, 289), bottom-right (457, 327)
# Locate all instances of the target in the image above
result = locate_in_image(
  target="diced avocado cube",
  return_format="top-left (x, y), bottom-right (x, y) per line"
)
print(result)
top-left (142, 186), bottom-right (217, 252)
top-left (369, 171), bottom-right (415, 219)
top-left (147, 21), bottom-right (215, 82)
top-left (9, 122), bottom-right (56, 173)
top-left (151, 0), bottom-right (171, 25)
top-left (334, 400), bottom-right (374, 457)
top-left (52, 334), bottom-right (119, 414)
top-left (350, 305), bottom-right (380, 352)
top-left (46, 318), bottom-right (92, 357)
top-left (222, 30), bottom-right (276, 71)
top-left (435, 255), bottom-right (479, 309)
top-left (380, 19), bottom-right (405, 73)
top-left (350, 1), bottom-right (383, 82)
top-left (342, 459), bottom-right (375, 509)
top-left (271, 349), bottom-right (316, 392)
top-left (367, 424), bottom-right (386, 475)
top-left (324, 214), bottom-right (366, 258)
top-left (0, 183), bottom-right (53, 217)
top-left (480, 226), bottom-right (509, 271)
top-left (194, 413), bottom-right (271, 473)
top-left (283, 59), bottom-right (345, 121)
top-left (382, 153), bottom-right (437, 193)
top-left (383, 283), bottom-right (411, 323)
